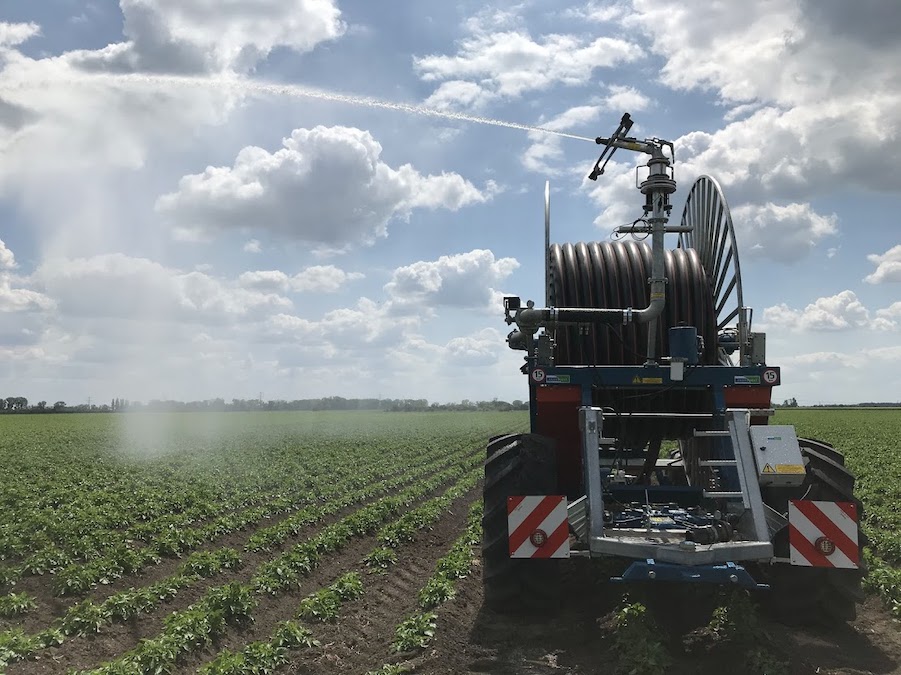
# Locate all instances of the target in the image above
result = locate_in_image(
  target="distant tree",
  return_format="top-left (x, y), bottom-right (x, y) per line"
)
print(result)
top-left (36, 401), bottom-right (47, 411)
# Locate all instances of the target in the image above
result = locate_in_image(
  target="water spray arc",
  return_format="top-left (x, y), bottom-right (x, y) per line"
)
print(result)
top-left (5, 70), bottom-right (597, 143)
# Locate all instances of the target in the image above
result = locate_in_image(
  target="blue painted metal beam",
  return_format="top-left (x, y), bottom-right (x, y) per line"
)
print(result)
top-left (611, 559), bottom-right (769, 590)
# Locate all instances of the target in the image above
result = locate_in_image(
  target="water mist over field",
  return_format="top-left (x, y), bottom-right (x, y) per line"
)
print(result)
top-left (3, 68), bottom-right (575, 455)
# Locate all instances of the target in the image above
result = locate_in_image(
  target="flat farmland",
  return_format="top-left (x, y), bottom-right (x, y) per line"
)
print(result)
top-left (0, 408), bottom-right (899, 675)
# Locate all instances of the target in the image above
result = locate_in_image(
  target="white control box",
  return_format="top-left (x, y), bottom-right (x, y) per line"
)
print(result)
top-left (749, 425), bottom-right (806, 487)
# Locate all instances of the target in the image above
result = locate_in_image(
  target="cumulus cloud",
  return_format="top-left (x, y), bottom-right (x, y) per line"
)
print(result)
top-left (0, 22), bottom-right (40, 48)
top-left (243, 239), bottom-right (262, 254)
top-left (33, 254), bottom-right (291, 323)
top-left (444, 328), bottom-right (505, 366)
top-left (0, 276), bottom-right (54, 313)
top-left (156, 126), bottom-right (494, 247)
top-left (619, 0), bottom-right (901, 201)
top-left (762, 290), bottom-right (889, 331)
top-left (0, 239), bottom-right (16, 270)
top-left (864, 244), bottom-right (901, 284)
top-left (384, 249), bottom-right (519, 313)
top-left (523, 104), bottom-right (602, 174)
top-left (68, 0), bottom-right (344, 74)
top-left (415, 27), bottom-right (641, 110)
top-left (238, 265), bottom-right (363, 293)
top-left (730, 202), bottom-right (838, 262)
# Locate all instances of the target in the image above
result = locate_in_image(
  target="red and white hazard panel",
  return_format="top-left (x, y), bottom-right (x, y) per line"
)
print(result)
top-left (788, 500), bottom-right (860, 569)
top-left (507, 495), bottom-right (570, 559)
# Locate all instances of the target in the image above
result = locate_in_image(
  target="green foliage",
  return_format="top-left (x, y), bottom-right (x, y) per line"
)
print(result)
top-left (0, 412), bottom-right (528, 669)
top-left (863, 550), bottom-right (901, 617)
top-left (0, 593), bottom-right (35, 617)
top-left (775, 409), bottom-right (901, 615)
top-left (297, 572), bottom-right (364, 623)
top-left (366, 665), bottom-right (412, 675)
top-left (364, 546), bottom-right (398, 571)
top-left (418, 577), bottom-right (456, 609)
top-left (611, 601), bottom-right (672, 675)
top-left (392, 612), bottom-right (437, 652)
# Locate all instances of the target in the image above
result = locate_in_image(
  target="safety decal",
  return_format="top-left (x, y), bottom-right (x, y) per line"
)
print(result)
top-left (734, 375), bottom-right (761, 385)
top-left (631, 376), bottom-right (664, 385)
top-left (507, 495), bottom-right (570, 559)
top-left (546, 374), bottom-right (571, 384)
top-left (761, 463), bottom-right (775, 474)
top-left (530, 368), bottom-right (546, 383)
top-left (788, 500), bottom-right (859, 569)
top-left (762, 368), bottom-right (779, 384)
top-left (775, 464), bottom-right (805, 474)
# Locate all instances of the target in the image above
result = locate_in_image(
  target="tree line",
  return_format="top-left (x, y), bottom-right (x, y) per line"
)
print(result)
top-left (0, 396), bottom-right (530, 414)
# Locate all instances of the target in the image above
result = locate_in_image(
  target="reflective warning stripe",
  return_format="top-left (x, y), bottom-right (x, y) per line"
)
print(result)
top-left (507, 495), bottom-right (569, 559)
top-left (788, 500), bottom-right (859, 569)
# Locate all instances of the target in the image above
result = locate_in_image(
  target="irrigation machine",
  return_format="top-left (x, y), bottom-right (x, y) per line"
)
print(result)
top-left (484, 114), bottom-right (864, 623)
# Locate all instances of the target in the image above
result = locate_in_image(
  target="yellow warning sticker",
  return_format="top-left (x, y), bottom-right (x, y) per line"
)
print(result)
top-left (775, 464), bottom-right (806, 474)
top-left (633, 377), bottom-right (663, 384)
top-left (762, 463), bottom-right (776, 474)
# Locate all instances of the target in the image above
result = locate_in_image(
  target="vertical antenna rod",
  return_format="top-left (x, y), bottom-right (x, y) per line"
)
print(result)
top-left (544, 180), bottom-right (551, 307)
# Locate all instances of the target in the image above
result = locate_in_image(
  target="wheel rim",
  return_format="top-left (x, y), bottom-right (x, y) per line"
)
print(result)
top-left (678, 175), bottom-right (744, 331)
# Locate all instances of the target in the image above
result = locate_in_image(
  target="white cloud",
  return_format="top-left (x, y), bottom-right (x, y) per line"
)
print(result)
top-left (243, 239), bottom-right (261, 254)
top-left (444, 327), bottom-right (504, 366)
top-left (762, 290), bottom-right (888, 332)
top-left (564, 2), bottom-right (629, 23)
top-left (864, 244), bottom-right (901, 284)
top-left (0, 22), bottom-right (40, 48)
top-left (416, 29), bottom-right (641, 110)
top-left (68, 0), bottom-right (345, 74)
top-left (384, 249), bottom-right (519, 313)
top-left (523, 104), bottom-right (602, 175)
top-left (156, 126), bottom-right (494, 247)
top-left (619, 1), bottom-right (901, 201)
top-left (730, 202), bottom-right (838, 263)
top-left (775, 345), bottom-right (901, 404)
top-left (238, 265), bottom-right (363, 293)
top-left (33, 254), bottom-right (291, 323)
top-left (0, 275), bottom-right (55, 313)
top-left (0, 239), bottom-right (16, 270)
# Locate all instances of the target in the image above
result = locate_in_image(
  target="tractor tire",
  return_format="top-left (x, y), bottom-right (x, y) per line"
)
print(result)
top-left (760, 438), bottom-right (866, 625)
top-left (482, 433), bottom-right (560, 613)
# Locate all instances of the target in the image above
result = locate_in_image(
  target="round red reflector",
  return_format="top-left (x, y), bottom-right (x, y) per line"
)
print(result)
top-left (815, 536), bottom-right (836, 556)
top-left (530, 529), bottom-right (548, 547)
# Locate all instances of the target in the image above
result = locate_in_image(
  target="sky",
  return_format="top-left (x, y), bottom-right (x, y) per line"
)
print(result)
top-left (0, 0), bottom-right (898, 406)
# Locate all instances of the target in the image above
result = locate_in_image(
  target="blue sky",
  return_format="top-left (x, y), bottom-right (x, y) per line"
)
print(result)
top-left (0, 0), bottom-right (898, 405)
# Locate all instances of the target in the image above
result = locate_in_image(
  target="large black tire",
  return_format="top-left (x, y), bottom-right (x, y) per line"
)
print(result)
top-left (482, 433), bottom-right (560, 613)
top-left (759, 438), bottom-right (866, 625)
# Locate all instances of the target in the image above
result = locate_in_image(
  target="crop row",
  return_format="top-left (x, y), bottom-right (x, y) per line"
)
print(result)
top-left (3, 442), bottom-right (421, 591)
top-left (194, 472), bottom-right (484, 674)
top-left (69, 459), bottom-right (482, 674)
top-left (0, 446), bottom-right (481, 668)
top-left (390, 501), bottom-right (482, 654)
top-left (46, 437), bottom-right (465, 597)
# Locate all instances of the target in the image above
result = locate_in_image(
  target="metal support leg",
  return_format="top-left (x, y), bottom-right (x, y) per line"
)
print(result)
top-left (727, 410), bottom-right (770, 542)
top-left (579, 407), bottom-right (605, 542)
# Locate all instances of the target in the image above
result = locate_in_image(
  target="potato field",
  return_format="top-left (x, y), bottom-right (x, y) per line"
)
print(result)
top-left (0, 409), bottom-right (898, 675)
